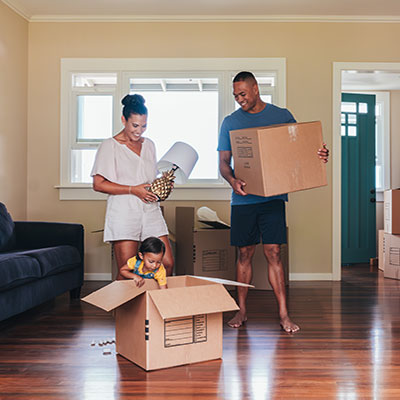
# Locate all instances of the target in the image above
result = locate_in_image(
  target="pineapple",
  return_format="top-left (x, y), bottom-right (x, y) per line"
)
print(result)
top-left (149, 169), bottom-right (176, 201)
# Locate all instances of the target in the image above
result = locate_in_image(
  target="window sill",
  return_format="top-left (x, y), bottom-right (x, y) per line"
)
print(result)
top-left (55, 184), bottom-right (232, 201)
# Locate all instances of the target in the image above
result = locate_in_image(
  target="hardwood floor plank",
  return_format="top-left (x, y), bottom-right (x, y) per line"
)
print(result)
top-left (1, 265), bottom-right (400, 399)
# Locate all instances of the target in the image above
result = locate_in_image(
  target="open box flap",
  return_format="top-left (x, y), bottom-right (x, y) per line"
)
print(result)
top-left (187, 275), bottom-right (254, 288)
top-left (81, 280), bottom-right (151, 312)
top-left (148, 284), bottom-right (239, 320)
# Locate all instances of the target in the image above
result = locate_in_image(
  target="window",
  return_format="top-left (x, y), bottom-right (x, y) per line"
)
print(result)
top-left (60, 58), bottom-right (287, 200)
top-left (341, 92), bottom-right (390, 194)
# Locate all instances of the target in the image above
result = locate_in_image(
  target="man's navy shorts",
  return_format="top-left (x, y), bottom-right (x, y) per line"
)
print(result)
top-left (230, 200), bottom-right (287, 247)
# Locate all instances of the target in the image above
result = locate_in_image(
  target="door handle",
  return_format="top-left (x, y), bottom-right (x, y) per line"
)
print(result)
top-left (370, 189), bottom-right (376, 194)
top-left (370, 198), bottom-right (376, 203)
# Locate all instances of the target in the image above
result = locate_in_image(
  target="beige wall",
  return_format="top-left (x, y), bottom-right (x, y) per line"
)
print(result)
top-left (25, 21), bottom-right (400, 277)
top-left (0, 3), bottom-right (28, 219)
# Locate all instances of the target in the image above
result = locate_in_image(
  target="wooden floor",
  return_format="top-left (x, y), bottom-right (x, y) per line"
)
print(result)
top-left (1, 265), bottom-right (400, 399)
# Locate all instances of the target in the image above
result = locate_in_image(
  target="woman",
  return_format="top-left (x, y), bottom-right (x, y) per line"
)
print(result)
top-left (91, 94), bottom-right (174, 279)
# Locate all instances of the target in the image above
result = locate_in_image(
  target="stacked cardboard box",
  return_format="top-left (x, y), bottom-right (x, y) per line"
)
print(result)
top-left (383, 189), bottom-right (400, 279)
top-left (175, 206), bottom-right (289, 290)
top-left (175, 207), bottom-right (236, 281)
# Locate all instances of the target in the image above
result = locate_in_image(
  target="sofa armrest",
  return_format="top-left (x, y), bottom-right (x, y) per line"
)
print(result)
top-left (14, 221), bottom-right (84, 261)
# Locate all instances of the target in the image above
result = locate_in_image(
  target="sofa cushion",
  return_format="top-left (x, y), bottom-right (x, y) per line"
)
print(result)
top-left (0, 203), bottom-right (15, 252)
top-left (17, 245), bottom-right (81, 277)
top-left (0, 253), bottom-right (42, 291)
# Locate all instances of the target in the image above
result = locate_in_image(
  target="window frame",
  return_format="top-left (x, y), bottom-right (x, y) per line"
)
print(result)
top-left (59, 58), bottom-right (287, 200)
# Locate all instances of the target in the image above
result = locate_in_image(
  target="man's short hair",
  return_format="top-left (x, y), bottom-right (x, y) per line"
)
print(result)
top-left (233, 71), bottom-right (257, 84)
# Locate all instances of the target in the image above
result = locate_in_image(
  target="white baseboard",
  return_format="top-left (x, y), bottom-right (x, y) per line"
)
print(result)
top-left (289, 273), bottom-right (333, 281)
top-left (84, 273), bottom-right (112, 281)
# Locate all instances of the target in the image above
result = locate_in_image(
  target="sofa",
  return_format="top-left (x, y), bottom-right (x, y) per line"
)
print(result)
top-left (0, 203), bottom-right (84, 321)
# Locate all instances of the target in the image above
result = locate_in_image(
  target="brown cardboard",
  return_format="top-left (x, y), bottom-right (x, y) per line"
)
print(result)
top-left (378, 230), bottom-right (386, 271)
top-left (384, 190), bottom-right (400, 234)
top-left (175, 207), bottom-right (236, 281)
top-left (230, 121), bottom-right (327, 197)
top-left (82, 275), bottom-right (251, 371)
top-left (384, 233), bottom-right (400, 280)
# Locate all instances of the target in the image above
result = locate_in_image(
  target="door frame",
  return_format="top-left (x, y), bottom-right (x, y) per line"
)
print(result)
top-left (332, 62), bottom-right (400, 280)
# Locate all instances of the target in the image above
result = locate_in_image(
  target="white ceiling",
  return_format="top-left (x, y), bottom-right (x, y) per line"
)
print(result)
top-left (3, 0), bottom-right (400, 21)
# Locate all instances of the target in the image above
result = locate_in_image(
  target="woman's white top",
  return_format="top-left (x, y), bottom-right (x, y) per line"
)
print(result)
top-left (91, 137), bottom-right (168, 242)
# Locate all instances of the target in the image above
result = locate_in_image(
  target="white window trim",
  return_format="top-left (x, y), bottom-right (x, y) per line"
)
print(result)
top-left (59, 58), bottom-right (287, 200)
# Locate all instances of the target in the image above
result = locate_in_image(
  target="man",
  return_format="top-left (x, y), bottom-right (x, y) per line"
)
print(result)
top-left (218, 71), bottom-right (329, 332)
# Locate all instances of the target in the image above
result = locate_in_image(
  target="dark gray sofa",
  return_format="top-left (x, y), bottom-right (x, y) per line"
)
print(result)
top-left (0, 202), bottom-right (84, 321)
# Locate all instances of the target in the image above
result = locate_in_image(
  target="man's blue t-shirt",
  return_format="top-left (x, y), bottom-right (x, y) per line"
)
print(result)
top-left (218, 103), bottom-right (296, 205)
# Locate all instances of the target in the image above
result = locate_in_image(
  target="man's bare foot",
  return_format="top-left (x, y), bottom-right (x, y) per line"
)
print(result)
top-left (280, 316), bottom-right (300, 333)
top-left (227, 311), bottom-right (247, 328)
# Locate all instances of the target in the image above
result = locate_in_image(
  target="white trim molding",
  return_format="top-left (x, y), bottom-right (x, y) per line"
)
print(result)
top-left (56, 185), bottom-right (232, 201)
top-left (289, 273), bottom-right (333, 281)
top-left (332, 62), bottom-right (400, 282)
top-left (28, 14), bottom-right (400, 24)
top-left (84, 273), bottom-right (112, 281)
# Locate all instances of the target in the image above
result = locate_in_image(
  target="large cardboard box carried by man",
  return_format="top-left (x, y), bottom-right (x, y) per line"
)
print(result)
top-left (229, 121), bottom-right (327, 197)
top-left (82, 276), bottom-right (251, 371)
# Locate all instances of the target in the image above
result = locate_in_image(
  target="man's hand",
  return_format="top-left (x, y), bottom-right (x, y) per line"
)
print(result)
top-left (232, 178), bottom-right (247, 196)
top-left (318, 143), bottom-right (329, 163)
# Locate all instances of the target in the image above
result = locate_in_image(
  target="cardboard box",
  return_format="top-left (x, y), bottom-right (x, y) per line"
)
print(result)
top-left (384, 233), bottom-right (400, 280)
top-left (82, 276), bottom-right (250, 370)
top-left (250, 241), bottom-right (289, 290)
top-left (378, 230), bottom-right (386, 271)
top-left (384, 189), bottom-right (400, 234)
top-left (175, 207), bottom-right (236, 281)
top-left (230, 121), bottom-right (327, 197)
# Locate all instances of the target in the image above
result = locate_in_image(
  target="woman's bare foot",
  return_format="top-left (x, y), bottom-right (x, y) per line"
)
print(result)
top-left (227, 311), bottom-right (247, 328)
top-left (280, 316), bottom-right (300, 333)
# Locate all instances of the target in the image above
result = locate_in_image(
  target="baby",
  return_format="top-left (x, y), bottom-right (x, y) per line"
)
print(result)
top-left (120, 236), bottom-right (167, 289)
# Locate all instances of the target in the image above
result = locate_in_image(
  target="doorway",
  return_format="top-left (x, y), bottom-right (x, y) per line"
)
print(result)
top-left (341, 93), bottom-right (376, 264)
top-left (333, 63), bottom-right (400, 280)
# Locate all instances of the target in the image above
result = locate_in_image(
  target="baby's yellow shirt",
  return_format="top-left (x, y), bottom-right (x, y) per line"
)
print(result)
top-left (127, 256), bottom-right (167, 286)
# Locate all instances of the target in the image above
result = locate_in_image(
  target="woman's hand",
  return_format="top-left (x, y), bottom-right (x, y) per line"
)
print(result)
top-left (131, 183), bottom-right (159, 203)
top-left (132, 274), bottom-right (145, 287)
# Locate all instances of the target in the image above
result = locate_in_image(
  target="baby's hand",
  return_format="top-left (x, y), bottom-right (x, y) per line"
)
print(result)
top-left (132, 275), bottom-right (145, 287)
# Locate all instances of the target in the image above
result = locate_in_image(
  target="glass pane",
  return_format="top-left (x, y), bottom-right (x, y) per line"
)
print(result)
top-left (348, 126), bottom-right (357, 137)
top-left (341, 113), bottom-right (346, 124)
top-left (77, 95), bottom-right (113, 141)
top-left (341, 102), bottom-right (357, 113)
top-left (71, 149), bottom-right (97, 183)
top-left (73, 73), bottom-right (117, 88)
top-left (261, 94), bottom-right (272, 104)
top-left (348, 114), bottom-right (357, 124)
top-left (376, 165), bottom-right (382, 189)
top-left (130, 78), bottom-right (219, 180)
top-left (359, 103), bottom-right (368, 114)
top-left (341, 125), bottom-right (346, 136)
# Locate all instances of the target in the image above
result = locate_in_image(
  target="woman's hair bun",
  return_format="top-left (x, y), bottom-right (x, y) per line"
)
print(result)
top-left (121, 94), bottom-right (145, 107)
top-left (121, 94), bottom-right (148, 118)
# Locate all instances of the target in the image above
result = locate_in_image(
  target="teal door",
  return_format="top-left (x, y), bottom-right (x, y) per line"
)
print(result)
top-left (341, 93), bottom-right (376, 264)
